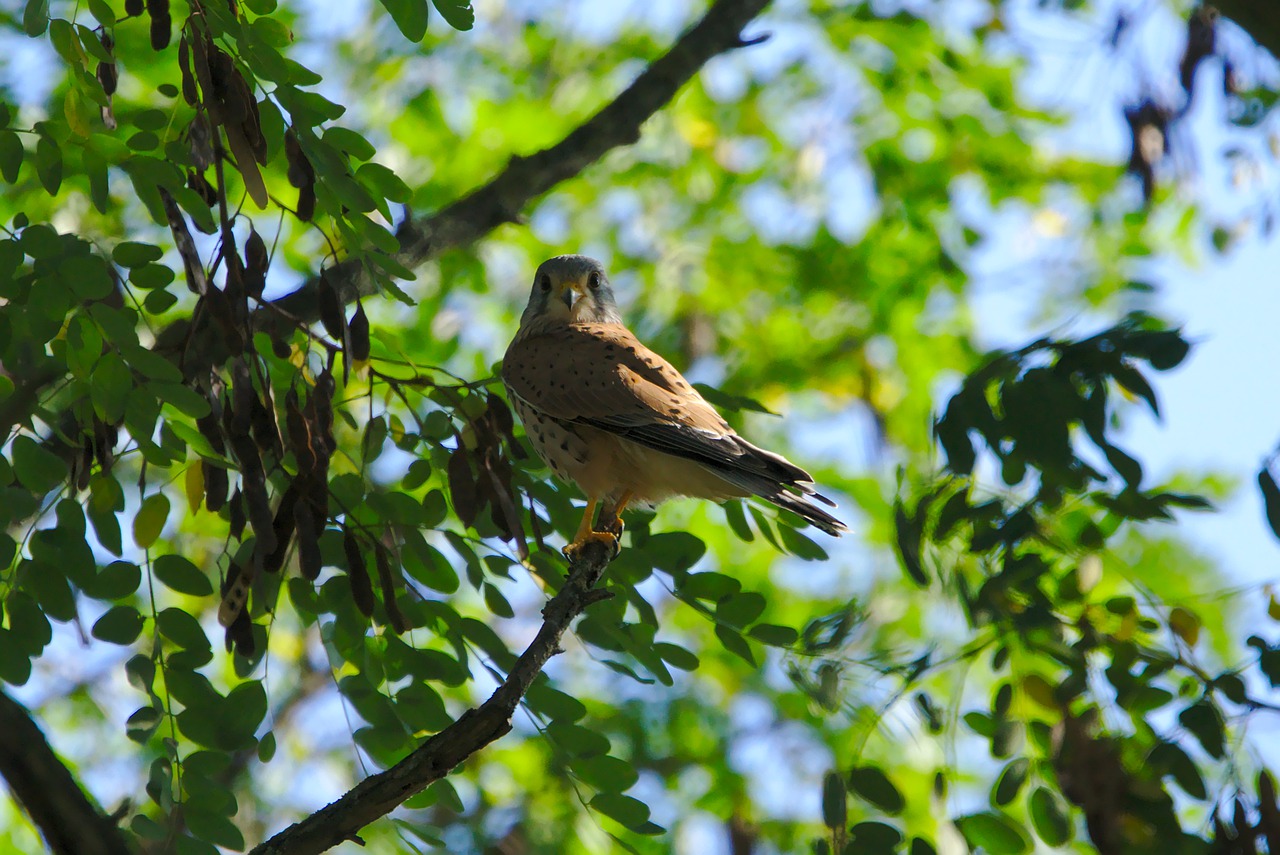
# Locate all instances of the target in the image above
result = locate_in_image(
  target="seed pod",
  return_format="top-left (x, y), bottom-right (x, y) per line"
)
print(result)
top-left (293, 498), bottom-right (322, 580)
top-left (178, 35), bottom-right (198, 105)
top-left (343, 528), bottom-right (374, 617)
top-left (97, 62), bottom-right (118, 96)
top-left (225, 606), bottom-right (253, 656)
top-left (187, 113), bottom-right (214, 171)
top-left (296, 183), bottom-right (315, 222)
top-left (262, 482), bottom-right (299, 575)
top-left (374, 543), bottom-right (407, 633)
top-left (228, 487), bottom-right (246, 540)
top-left (316, 271), bottom-right (345, 342)
top-left (218, 558), bottom-right (250, 628)
top-left (244, 229), bottom-right (268, 300)
top-left (285, 386), bottom-right (316, 474)
top-left (348, 300), bottom-right (370, 362)
top-left (147, 0), bottom-right (171, 50)
top-left (187, 169), bottom-right (217, 208)
top-left (125, 0), bottom-right (143, 16)
top-left (448, 447), bottom-right (479, 529)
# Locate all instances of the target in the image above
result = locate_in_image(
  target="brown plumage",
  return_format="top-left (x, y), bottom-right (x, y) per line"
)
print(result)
top-left (503, 255), bottom-right (846, 554)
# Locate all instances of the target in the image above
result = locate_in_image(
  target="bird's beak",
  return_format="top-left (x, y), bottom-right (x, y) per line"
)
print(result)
top-left (560, 283), bottom-right (581, 311)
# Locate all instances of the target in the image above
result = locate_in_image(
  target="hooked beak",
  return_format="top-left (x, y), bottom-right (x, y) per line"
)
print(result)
top-left (560, 283), bottom-right (581, 311)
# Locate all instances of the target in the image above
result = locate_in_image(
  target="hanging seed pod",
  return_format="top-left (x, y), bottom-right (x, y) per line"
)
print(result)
top-left (343, 528), bottom-right (374, 617)
top-left (146, 0), bottom-right (171, 50)
top-left (374, 543), bottom-right (408, 633)
top-left (96, 33), bottom-right (117, 96)
top-left (125, 0), bottom-right (143, 16)
top-left (262, 482), bottom-right (299, 575)
top-left (178, 35), bottom-right (198, 105)
top-left (316, 270), bottom-right (345, 342)
top-left (293, 498), bottom-right (322, 581)
top-left (284, 386), bottom-right (315, 474)
top-left (349, 300), bottom-right (370, 363)
top-left (244, 229), bottom-right (268, 300)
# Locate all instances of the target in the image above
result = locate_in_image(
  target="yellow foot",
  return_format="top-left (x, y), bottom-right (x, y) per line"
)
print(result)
top-left (563, 529), bottom-right (621, 561)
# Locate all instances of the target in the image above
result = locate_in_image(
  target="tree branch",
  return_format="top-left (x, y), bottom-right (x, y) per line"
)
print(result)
top-left (0, 689), bottom-right (132, 855)
top-left (1214, 0), bottom-right (1280, 60)
top-left (248, 539), bottom-right (616, 855)
top-left (266, 0), bottom-right (772, 324)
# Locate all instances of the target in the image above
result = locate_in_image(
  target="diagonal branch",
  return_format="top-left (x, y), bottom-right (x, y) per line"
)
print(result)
top-left (1214, 0), bottom-right (1280, 59)
top-left (267, 0), bottom-right (772, 324)
top-left (0, 689), bottom-right (132, 855)
top-left (247, 539), bottom-right (617, 855)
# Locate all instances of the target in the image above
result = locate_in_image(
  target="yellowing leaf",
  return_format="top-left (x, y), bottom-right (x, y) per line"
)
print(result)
top-left (1169, 607), bottom-right (1201, 647)
top-left (184, 464), bottom-right (204, 515)
top-left (1022, 674), bottom-right (1057, 710)
top-left (133, 492), bottom-right (170, 549)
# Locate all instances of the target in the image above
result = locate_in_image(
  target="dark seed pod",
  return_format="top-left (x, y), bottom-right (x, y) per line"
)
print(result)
top-left (294, 499), bottom-right (322, 581)
top-left (97, 62), bottom-right (118, 96)
top-left (374, 543), bottom-right (407, 633)
top-left (125, 0), bottom-right (143, 16)
top-left (348, 300), bottom-right (370, 363)
top-left (202, 460), bottom-right (228, 512)
top-left (228, 487), bottom-right (246, 540)
top-left (178, 35), bottom-right (198, 105)
top-left (285, 386), bottom-right (316, 474)
top-left (244, 229), bottom-right (267, 300)
top-left (448, 448), bottom-right (479, 529)
top-left (316, 270), bottom-right (345, 342)
top-left (343, 528), bottom-right (374, 617)
top-left (149, 13), bottom-right (171, 51)
top-left (262, 482), bottom-right (299, 575)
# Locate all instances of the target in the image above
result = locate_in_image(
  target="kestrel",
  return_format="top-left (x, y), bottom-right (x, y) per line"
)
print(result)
top-left (502, 255), bottom-right (846, 556)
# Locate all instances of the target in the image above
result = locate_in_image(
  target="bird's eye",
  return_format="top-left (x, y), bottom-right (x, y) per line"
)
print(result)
top-left (587, 271), bottom-right (601, 290)
top-left (539, 274), bottom-right (552, 292)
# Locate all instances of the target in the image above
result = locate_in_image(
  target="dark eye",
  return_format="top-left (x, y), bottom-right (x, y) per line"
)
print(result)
top-left (539, 274), bottom-right (552, 292)
top-left (587, 271), bottom-right (601, 290)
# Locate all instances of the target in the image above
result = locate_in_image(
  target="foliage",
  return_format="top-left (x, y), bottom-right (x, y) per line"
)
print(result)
top-left (0, 0), bottom-right (1277, 854)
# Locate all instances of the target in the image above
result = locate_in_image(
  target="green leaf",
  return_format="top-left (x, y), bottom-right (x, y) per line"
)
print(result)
top-left (6, 592), bottom-right (51, 656)
top-left (1178, 701), bottom-right (1226, 759)
top-left (22, 0), bottom-right (49, 37)
top-left (714, 625), bottom-right (756, 666)
top-left (156, 607), bottom-right (210, 651)
top-left (12, 435), bottom-right (67, 492)
top-left (992, 757), bottom-right (1029, 806)
top-left (576, 755), bottom-right (640, 793)
top-left (850, 822), bottom-right (904, 850)
top-left (378, 0), bottom-right (429, 40)
top-left (955, 812), bottom-right (1031, 855)
top-left (92, 605), bottom-right (144, 644)
top-left (430, 0), bottom-right (474, 30)
top-left (91, 351), bottom-right (133, 423)
top-left (25, 560), bottom-right (76, 621)
top-left (691, 382), bottom-right (778, 415)
top-left (589, 793), bottom-right (649, 829)
top-left (184, 807), bottom-right (245, 850)
top-left (847, 766), bottom-right (905, 814)
top-left (153, 554), bottom-right (213, 596)
top-left (654, 642), bottom-right (699, 671)
top-left (717, 592), bottom-right (766, 628)
top-left (133, 493), bottom-right (170, 549)
top-left (1028, 788), bottom-right (1072, 846)
top-left (34, 133), bottom-right (61, 194)
top-left (748, 623), bottom-right (798, 647)
top-left (0, 130), bottom-right (23, 183)
top-left (112, 241), bottom-right (164, 267)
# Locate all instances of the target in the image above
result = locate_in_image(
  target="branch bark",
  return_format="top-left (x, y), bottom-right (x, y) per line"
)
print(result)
top-left (1214, 0), bottom-right (1280, 60)
top-left (0, 689), bottom-right (132, 855)
top-left (268, 0), bottom-right (772, 327)
top-left (248, 539), bottom-right (617, 855)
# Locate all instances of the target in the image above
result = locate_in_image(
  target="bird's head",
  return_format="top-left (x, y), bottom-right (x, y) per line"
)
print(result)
top-left (519, 255), bottom-right (622, 328)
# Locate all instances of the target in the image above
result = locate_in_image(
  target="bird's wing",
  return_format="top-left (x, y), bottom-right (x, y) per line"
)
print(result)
top-left (503, 323), bottom-right (811, 483)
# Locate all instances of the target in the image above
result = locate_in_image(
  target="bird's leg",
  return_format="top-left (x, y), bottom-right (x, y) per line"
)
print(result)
top-left (599, 491), bottom-right (633, 537)
top-left (563, 498), bottom-right (620, 559)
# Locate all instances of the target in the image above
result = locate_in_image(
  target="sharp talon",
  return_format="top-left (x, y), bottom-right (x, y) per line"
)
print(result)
top-left (562, 529), bottom-right (620, 560)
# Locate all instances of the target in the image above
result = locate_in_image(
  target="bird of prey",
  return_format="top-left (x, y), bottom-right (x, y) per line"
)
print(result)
top-left (502, 255), bottom-right (846, 557)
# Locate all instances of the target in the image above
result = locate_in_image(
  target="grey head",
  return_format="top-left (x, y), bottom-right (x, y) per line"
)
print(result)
top-left (518, 255), bottom-right (623, 329)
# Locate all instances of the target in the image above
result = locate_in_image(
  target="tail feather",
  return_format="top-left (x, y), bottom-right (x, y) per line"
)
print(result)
top-left (762, 487), bottom-right (848, 536)
top-left (714, 459), bottom-right (848, 537)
